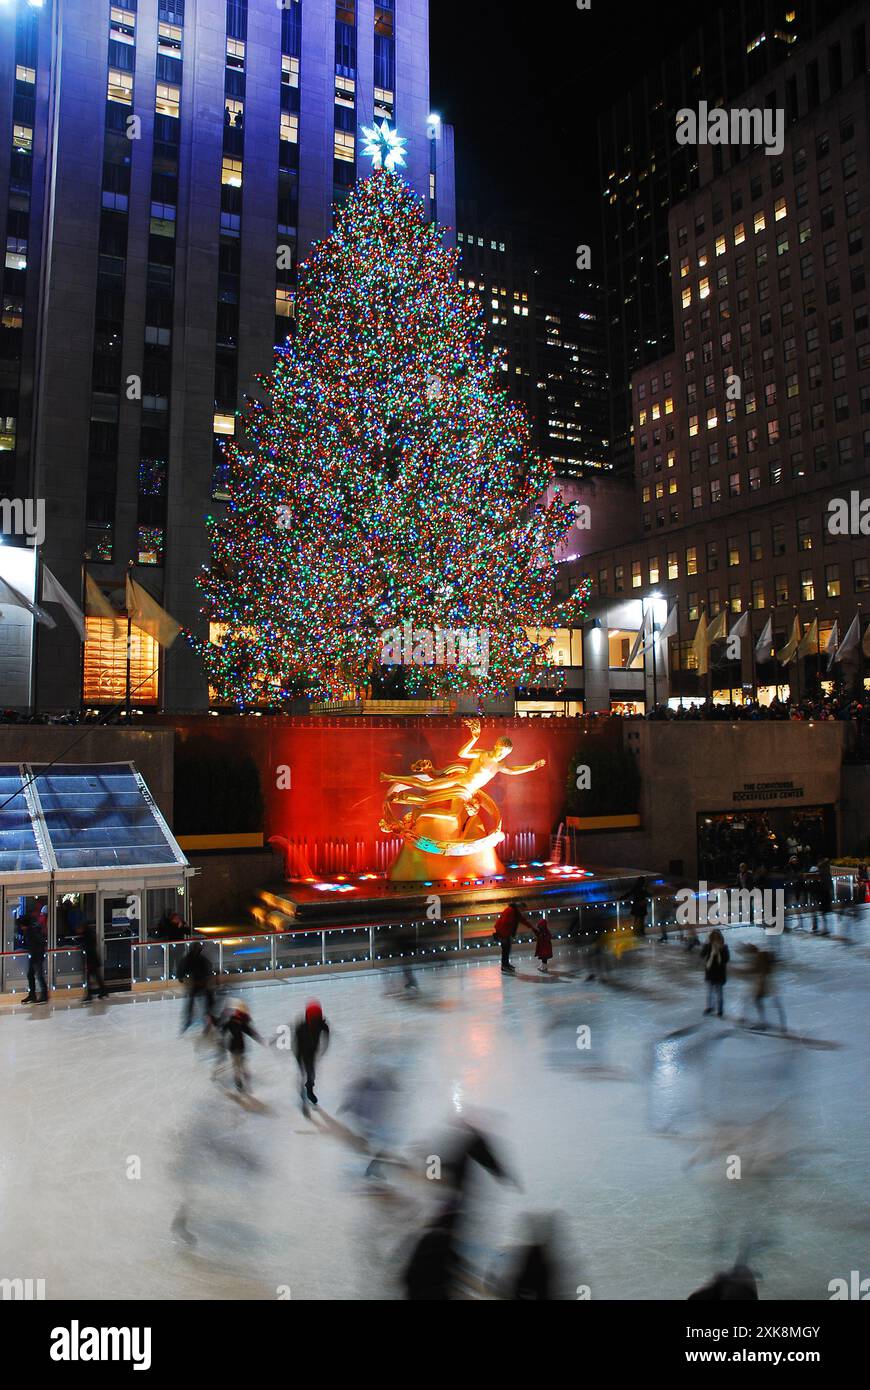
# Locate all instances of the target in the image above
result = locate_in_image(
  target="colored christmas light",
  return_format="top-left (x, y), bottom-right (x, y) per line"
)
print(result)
top-left (194, 167), bottom-right (590, 707)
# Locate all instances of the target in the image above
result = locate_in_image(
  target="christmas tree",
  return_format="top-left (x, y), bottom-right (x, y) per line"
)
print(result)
top-left (196, 162), bottom-right (590, 706)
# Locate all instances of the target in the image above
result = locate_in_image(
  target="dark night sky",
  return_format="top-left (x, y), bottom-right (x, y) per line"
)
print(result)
top-left (429, 1), bottom-right (700, 262)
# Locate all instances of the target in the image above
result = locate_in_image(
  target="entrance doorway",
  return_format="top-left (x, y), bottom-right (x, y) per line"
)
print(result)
top-left (99, 890), bottom-right (142, 989)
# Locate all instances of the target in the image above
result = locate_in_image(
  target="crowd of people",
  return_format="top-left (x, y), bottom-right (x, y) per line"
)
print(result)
top-left (642, 694), bottom-right (870, 724)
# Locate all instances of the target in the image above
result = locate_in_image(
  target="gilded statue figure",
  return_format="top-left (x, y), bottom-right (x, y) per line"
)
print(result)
top-left (379, 718), bottom-right (545, 881)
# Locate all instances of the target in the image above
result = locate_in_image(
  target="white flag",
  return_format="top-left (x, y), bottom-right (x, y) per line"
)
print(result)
top-left (754, 615), bottom-right (773, 661)
top-left (624, 605), bottom-right (652, 667)
top-left (658, 606), bottom-right (678, 643)
top-left (825, 620), bottom-right (839, 672)
top-left (729, 612), bottom-right (750, 641)
top-left (42, 565), bottom-right (87, 642)
top-left (834, 612), bottom-right (860, 663)
top-left (0, 574), bottom-right (55, 628)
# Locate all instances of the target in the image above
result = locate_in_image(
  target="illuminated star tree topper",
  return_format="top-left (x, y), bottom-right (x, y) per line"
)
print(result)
top-left (360, 119), bottom-right (407, 172)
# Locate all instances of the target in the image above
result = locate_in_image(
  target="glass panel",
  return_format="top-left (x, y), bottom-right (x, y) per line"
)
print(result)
top-left (323, 927), bottom-right (370, 965)
top-left (32, 764), bottom-right (180, 870)
top-left (0, 767), bottom-right (44, 873)
top-left (274, 930), bottom-right (325, 972)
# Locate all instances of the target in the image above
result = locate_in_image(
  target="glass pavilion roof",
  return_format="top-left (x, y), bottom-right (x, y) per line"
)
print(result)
top-left (0, 763), bottom-right (187, 877)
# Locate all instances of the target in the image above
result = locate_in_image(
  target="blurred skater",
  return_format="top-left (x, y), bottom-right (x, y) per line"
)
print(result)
top-left (701, 928), bottom-right (729, 1017)
top-left (811, 857), bottom-right (834, 935)
top-left (394, 930), bottom-right (418, 992)
top-left (493, 899), bottom-right (532, 974)
top-left (531, 916), bottom-right (553, 973)
top-left (339, 1066), bottom-right (402, 1181)
top-left (21, 914), bottom-right (48, 1004)
top-left (402, 1206), bottom-right (461, 1300)
top-left (215, 997), bottom-right (264, 1094)
top-left (504, 1214), bottom-right (562, 1300)
top-left (77, 920), bottom-right (108, 1001)
top-left (178, 940), bottom-right (216, 1033)
top-left (623, 877), bottom-right (651, 938)
top-left (742, 944), bottom-right (787, 1032)
top-left (293, 1000), bottom-right (330, 1110)
top-left (688, 1263), bottom-right (758, 1300)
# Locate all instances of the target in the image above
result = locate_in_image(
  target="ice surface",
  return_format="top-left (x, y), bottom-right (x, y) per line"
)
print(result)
top-left (1, 909), bottom-right (868, 1300)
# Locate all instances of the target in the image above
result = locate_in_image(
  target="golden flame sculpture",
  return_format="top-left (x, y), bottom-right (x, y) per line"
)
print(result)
top-left (379, 718), bottom-right (545, 881)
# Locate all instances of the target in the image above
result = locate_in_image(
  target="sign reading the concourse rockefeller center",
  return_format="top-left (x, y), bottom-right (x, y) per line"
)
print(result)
top-left (732, 780), bottom-right (806, 803)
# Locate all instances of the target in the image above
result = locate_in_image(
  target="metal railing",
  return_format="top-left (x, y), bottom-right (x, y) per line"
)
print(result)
top-left (0, 874), bottom-right (863, 997)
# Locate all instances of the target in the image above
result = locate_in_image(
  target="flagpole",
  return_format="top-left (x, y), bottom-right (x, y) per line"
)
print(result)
top-left (650, 598), bottom-right (658, 710)
top-left (125, 561), bottom-right (134, 717)
top-left (814, 606), bottom-right (821, 695)
top-left (749, 607), bottom-right (757, 704)
top-left (31, 546), bottom-right (42, 717)
top-left (79, 562), bottom-right (86, 715)
top-left (859, 601), bottom-right (866, 698)
top-left (676, 596), bottom-right (684, 708)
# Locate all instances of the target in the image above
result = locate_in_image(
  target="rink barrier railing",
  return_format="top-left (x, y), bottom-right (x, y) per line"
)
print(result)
top-left (0, 873), bottom-right (864, 999)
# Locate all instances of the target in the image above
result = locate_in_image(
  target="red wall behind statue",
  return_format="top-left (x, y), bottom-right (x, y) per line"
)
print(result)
top-left (170, 715), bottom-right (609, 868)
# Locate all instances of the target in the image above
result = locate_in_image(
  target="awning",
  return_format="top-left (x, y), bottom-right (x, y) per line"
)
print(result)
top-left (0, 762), bottom-right (192, 891)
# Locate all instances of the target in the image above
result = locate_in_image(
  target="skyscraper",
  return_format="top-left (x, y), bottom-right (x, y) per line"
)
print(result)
top-left (0, 0), bottom-right (451, 710)
top-left (597, 0), bottom-right (854, 473)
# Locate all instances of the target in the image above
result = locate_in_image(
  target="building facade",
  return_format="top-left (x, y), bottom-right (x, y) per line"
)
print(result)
top-left (456, 213), bottom-right (609, 479)
top-left (562, 7), bottom-right (870, 709)
top-left (0, 0), bottom-right (450, 711)
top-left (597, 0), bottom-right (856, 472)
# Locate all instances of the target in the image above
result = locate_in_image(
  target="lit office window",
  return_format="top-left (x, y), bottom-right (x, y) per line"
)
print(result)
top-left (774, 197), bottom-right (787, 220)
top-left (107, 69), bottom-right (133, 104)
top-left (213, 412), bottom-right (235, 435)
top-left (754, 211), bottom-right (766, 233)
top-left (282, 55), bottom-right (300, 87)
top-left (83, 619), bottom-right (159, 705)
top-left (374, 85), bottom-right (393, 119)
top-left (280, 112), bottom-right (299, 143)
top-left (681, 286), bottom-right (692, 308)
top-left (155, 84), bottom-right (180, 118)
top-left (110, 7), bottom-right (136, 42)
top-left (13, 125), bottom-right (33, 153)
top-left (334, 130), bottom-right (355, 162)
top-left (5, 239), bottom-right (27, 271)
top-left (158, 23), bottom-right (183, 57)
top-left (221, 157), bottom-right (243, 187)
top-left (15, 65), bottom-right (36, 84)
top-left (335, 75), bottom-right (356, 108)
top-left (275, 287), bottom-right (295, 319)
top-left (226, 38), bottom-right (245, 70)
top-left (734, 222), bottom-right (746, 244)
top-left (715, 235), bottom-right (726, 256)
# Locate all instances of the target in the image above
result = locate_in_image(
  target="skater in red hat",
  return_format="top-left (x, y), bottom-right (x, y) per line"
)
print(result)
top-left (293, 1001), bottom-right (331, 1111)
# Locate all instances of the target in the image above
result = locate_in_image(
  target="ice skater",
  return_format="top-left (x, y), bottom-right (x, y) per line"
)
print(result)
top-left (178, 940), bottom-right (216, 1033)
top-left (394, 930), bottom-right (419, 993)
top-left (531, 916), bottom-right (553, 973)
top-left (741, 944), bottom-right (787, 1032)
top-left (293, 1000), bottom-right (330, 1110)
top-left (21, 914), bottom-right (48, 1004)
top-left (493, 899), bottom-right (532, 974)
top-left (701, 928), bottom-right (729, 1017)
top-left (215, 997), bottom-right (264, 1094)
top-left (77, 920), bottom-right (108, 1001)
top-left (623, 877), bottom-right (651, 938)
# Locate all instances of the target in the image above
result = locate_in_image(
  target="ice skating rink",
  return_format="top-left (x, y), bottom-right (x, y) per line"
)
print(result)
top-left (1, 911), bottom-right (868, 1301)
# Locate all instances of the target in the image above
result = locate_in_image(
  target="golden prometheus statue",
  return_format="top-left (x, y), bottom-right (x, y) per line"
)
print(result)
top-left (379, 718), bottom-right (546, 881)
